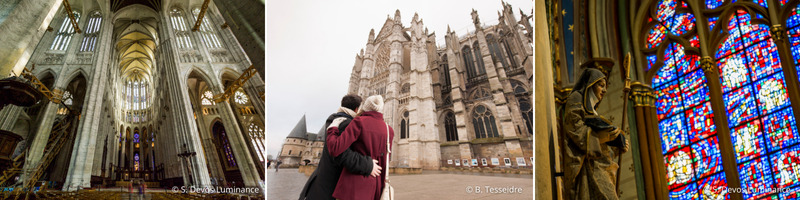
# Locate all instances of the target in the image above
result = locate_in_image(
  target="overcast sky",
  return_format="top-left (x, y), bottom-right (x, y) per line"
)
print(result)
top-left (265, 0), bottom-right (532, 158)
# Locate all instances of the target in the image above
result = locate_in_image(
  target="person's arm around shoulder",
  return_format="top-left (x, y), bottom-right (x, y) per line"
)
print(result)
top-left (326, 117), bottom-right (362, 157)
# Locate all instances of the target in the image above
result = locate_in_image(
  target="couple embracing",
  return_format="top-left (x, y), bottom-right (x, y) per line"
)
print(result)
top-left (299, 94), bottom-right (395, 200)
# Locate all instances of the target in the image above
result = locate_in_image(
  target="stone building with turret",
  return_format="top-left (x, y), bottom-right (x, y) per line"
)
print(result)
top-left (279, 2), bottom-right (532, 170)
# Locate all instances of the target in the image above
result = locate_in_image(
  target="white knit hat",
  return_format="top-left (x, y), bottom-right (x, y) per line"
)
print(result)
top-left (360, 95), bottom-right (384, 113)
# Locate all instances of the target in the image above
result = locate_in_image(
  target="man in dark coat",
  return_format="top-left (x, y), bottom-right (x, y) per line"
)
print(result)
top-left (298, 94), bottom-right (378, 200)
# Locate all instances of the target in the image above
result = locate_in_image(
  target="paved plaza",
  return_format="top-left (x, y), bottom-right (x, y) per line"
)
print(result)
top-left (267, 167), bottom-right (533, 200)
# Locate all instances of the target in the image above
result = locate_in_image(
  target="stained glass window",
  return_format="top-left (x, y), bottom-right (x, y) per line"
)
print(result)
top-left (79, 11), bottom-right (101, 52)
top-left (400, 111), bottom-right (409, 139)
top-left (51, 11), bottom-right (80, 51)
top-left (472, 105), bottom-right (499, 139)
top-left (201, 90), bottom-right (215, 105)
top-left (62, 91), bottom-right (73, 106)
top-left (134, 153), bottom-right (139, 171)
top-left (248, 123), bottom-right (265, 162)
top-left (192, 8), bottom-right (223, 49)
top-left (647, 1), bottom-right (800, 198)
top-left (444, 112), bottom-right (458, 141)
top-left (170, 8), bottom-right (193, 49)
top-left (718, 9), bottom-right (799, 199)
top-left (234, 90), bottom-right (249, 104)
top-left (648, 0), bottom-right (727, 198)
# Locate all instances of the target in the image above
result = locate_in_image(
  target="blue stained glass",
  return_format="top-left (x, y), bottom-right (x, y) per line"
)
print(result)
top-left (736, 19), bottom-right (770, 48)
top-left (660, 113), bottom-right (688, 154)
top-left (680, 70), bottom-right (709, 107)
top-left (723, 86), bottom-right (758, 126)
top-left (731, 120), bottom-right (766, 163)
top-left (754, 73), bottom-right (791, 115)
top-left (706, 0), bottom-right (724, 9)
top-left (789, 6), bottom-right (800, 29)
top-left (657, 82), bottom-right (684, 120)
top-left (670, 12), bottom-right (695, 35)
top-left (708, 16), bottom-right (719, 31)
top-left (675, 48), bottom-right (700, 76)
top-left (686, 102), bottom-right (716, 142)
top-left (657, 0), bottom-right (677, 23)
top-left (697, 173), bottom-right (728, 200)
top-left (780, 186), bottom-right (799, 200)
top-left (717, 26), bottom-right (743, 58)
top-left (788, 28), bottom-right (800, 65)
top-left (692, 136), bottom-right (723, 177)
top-left (647, 54), bottom-right (657, 70)
top-left (771, 146), bottom-right (800, 189)
top-left (738, 157), bottom-right (774, 200)
top-left (754, 0), bottom-right (768, 9)
top-left (762, 108), bottom-right (799, 152)
top-left (647, 24), bottom-right (667, 49)
top-left (669, 183), bottom-right (697, 200)
top-left (746, 40), bottom-right (782, 81)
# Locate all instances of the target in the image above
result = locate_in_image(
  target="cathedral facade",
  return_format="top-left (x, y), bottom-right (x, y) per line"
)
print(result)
top-left (278, 2), bottom-right (533, 170)
top-left (0, 0), bottom-right (265, 191)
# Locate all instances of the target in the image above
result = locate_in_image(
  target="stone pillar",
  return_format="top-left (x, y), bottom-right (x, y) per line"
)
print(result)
top-left (0, 0), bottom-right (63, 78)
top-left (19, 99), bottom-right (58, 185)
top-left (215, 98), bottom-right (261, 187)
top-left (534, 0), bottom-right (556, 198)
top-left (63, 13), bottom-right (114, 190)
top-left (406, 16), bottom-right (440, 169)
top-left (156, 21), bottom-right (212, 187)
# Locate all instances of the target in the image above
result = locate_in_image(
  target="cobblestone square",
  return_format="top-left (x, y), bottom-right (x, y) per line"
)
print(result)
top-left (267, 168), bottom-right (533, 200)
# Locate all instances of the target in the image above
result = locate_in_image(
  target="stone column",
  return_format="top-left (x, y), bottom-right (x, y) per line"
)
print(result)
top-left (215, 98), bottom-right (261, 187)
top-left (19, 99), bottom-right (59, 185)
top-left (0, 0), bottom-right (63, 78)
top-left (63, 12), bottom-right (114, 190)
top-left (157, 18), bottom-right (212, 187)
top-left (533, 0), bottom-right (556, 198)
top-left (407, 17), bottom-right (440, 169)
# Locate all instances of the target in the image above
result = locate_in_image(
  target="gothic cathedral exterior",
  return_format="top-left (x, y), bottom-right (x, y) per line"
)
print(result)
top-left (341, 2), bottom-right (533, 169)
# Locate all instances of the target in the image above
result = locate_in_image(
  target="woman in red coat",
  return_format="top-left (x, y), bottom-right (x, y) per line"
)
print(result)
top-left (326, 95), bottom-right (394, 200)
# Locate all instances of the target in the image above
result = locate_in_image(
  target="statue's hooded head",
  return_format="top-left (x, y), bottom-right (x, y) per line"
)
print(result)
top-left (573, 68), bottom-right (607, 115)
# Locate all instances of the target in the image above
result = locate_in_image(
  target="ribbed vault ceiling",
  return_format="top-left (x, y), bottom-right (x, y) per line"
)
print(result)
top-left (115, 18), bottom-right (157, 82)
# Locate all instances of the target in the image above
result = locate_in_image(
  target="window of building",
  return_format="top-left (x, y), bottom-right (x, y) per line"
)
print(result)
top-left (169, 8), bottom-right (193, 49)
top-left (51, 11), bottom-right (80, 51)
top-left (462, 46), bottom-right (476, 78)
top-left (400, 111), bottom-right (409, 139)
top-left (472, 105), bottom-right (498, 139)
top-left (248, 123), bottom-right (266, 162)
top-left (440, 54), bottom-right (451, 92)
top-left (400, 83), bottom-right (410, 94)
top-left (234, 90), bottom-right (249, 105)
top-left (645, 1), bottom-right (800, 199)
top-left (79, 11), bottom-right (101, 52)
top-left (444, 112), bottom-right (458, 141)
top-left (201, 90), bottom-right (215, 105)
top-left (63, 91), bottom-right (73, 106)
top-left (518, 98), bottom-right (532, 135)
top-left (487, 34), bottom-right (509, 69)
top-left (472, 41), bottom-right (486, 76)
top-left (192, 8), bottom-right (223, 49)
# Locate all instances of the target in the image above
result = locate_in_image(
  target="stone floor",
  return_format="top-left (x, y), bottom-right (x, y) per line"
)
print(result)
top-left (267, 167), bottom-right (533, 200)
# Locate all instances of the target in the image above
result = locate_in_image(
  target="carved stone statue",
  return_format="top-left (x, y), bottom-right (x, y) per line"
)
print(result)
top-left (562, 68), bottom-right (629, 200)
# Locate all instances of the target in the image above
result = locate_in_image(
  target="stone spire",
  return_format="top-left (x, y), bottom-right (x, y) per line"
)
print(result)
top-left (368, 29), bottom-right (375, 44)
top-left (471, 9), bottom-right (482, 31)
top-left (394, 9), bottom-right (401, 24)
top-left (287, 115), bottom-right (308, 139)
